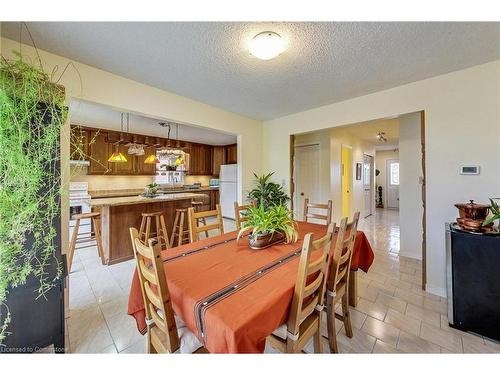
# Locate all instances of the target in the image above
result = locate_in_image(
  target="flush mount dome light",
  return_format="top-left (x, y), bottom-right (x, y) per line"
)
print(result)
top-left (249, 31), bottom-right (286, 60)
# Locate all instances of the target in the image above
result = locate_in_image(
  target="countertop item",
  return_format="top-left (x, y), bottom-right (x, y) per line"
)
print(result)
top-left (89, 186), bottom-right (217, 199)
top-left (90, 193), bottom-right (207, 207)
top-left (455, 200), bottom-right (490, 220)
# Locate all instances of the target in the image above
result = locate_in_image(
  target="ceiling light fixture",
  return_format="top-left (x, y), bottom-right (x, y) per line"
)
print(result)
top-left (249, 31), bottom-right (286, 60)
top-left (108, 113), bottom-right (128, 163)
top-left (376, 132), bottom-right (387, 142)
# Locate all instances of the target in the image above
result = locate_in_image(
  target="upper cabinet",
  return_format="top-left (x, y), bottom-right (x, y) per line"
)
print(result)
top-left (212, 146), bottom-right (225, 177)
top-left (225, 144), bottom-right (237, 164)
top-left (72, 125), bottom-right (236, 176)
top-left (188, 144), bottom-right (213, 175)
top-left (88, 130), bottom-right (111, 174)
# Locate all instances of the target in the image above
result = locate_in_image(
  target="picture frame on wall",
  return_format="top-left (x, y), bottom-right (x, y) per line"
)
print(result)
top-left (356, 162), bottom-right (362, 180)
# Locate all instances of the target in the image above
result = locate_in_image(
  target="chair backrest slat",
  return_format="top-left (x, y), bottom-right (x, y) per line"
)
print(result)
top-left (326, 212), bottom-right (360, 295)
top-left (234, 201), bottom-right (255, 229)
top-left (188, 204), bottom-right (224, 243)
top-left (303, 198), bottom-right (333, 225)
top-left (287, 223), bottom-right (335, 337)
top-left (129, 228), bottom-right (180, 353)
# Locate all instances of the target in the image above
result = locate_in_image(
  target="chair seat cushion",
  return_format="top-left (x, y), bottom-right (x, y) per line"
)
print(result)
top-left (156, 309), bottom-right (203, 354)
top-left (175, 315), bottom-right (203, 354)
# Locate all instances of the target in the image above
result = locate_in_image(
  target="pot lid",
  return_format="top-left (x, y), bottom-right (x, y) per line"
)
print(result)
top-left (454, 200), bottom-right (490, 209)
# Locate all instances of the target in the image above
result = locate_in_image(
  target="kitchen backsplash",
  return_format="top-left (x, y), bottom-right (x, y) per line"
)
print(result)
top-left (70, 167), bottom-right (213, 190)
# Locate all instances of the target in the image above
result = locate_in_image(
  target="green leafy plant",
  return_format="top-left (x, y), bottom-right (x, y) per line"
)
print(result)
top-left (483, 198), bottom-right (500, 226)
top-left (0, 52), bottom-right (67, 344)
top-left (247, 172), bottom-right (289, 209)
top-left (238, 203), bottom-right (298, 244)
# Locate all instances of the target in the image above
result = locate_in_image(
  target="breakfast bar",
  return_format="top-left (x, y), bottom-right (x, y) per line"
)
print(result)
top-left (90, 193), bottom-right (207, 264)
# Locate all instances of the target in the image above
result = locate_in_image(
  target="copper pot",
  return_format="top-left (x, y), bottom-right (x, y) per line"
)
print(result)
top-left (455, 200), bottom-right (490, 221)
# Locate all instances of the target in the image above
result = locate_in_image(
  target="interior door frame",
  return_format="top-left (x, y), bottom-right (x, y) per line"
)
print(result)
top-left (385, 158), bottom-right (400, 209)
top-left (341, 144), bottom-right (353, 218)
top-left (363, 153), bottom-right (374, 218)
top-left (293, 142), bottom-right (321, 220)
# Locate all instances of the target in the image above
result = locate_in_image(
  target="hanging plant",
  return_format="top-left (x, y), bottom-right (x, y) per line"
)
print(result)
top-left (0, 52), bottom-right (67, 344)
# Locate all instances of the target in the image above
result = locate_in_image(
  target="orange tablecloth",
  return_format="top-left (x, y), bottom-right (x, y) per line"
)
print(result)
top-left (127, 222), bottom-right (374, 353)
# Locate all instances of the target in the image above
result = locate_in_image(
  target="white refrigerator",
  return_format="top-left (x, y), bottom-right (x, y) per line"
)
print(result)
top-left (219, 164), bottom-right (238, 220)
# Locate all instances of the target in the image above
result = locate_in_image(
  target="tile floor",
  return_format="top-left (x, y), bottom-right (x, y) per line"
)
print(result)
top-left (66, 209), bottom-right (500, 354)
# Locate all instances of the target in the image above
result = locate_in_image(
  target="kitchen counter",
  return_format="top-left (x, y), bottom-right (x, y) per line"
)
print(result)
top-left (93, 192), bottom-right (208, 264)
top-left (89, 186), bottom-right (218, 199)
top-left (90, 192), bottom-right (208, 207)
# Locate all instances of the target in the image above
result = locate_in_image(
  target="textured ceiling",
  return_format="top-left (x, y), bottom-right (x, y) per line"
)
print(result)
top-left (340, 118), bottom-right (400, 148)
top-left (70, 100), bottom-right (237, 145)
top-left (2, 22), bottom-right (500, 120)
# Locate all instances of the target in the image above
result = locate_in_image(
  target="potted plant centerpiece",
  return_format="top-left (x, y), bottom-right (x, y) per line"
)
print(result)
top-left (238, 172), bottom-right (297, 249)
top-left (238, 204), bottom-right (299, 249)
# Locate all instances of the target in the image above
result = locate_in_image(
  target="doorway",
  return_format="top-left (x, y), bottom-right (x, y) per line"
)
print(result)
top-left (294, 144), bottom-right (320, 220)
top-left (341, 145), bottom-right (352, 217)
top-left (386, 158), bottom-right (400, 209)
top-left (363, 154), bottom-right (373, 218)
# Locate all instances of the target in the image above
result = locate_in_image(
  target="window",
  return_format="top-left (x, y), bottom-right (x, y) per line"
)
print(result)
top-left (390, 162), bottom-right (400, 185)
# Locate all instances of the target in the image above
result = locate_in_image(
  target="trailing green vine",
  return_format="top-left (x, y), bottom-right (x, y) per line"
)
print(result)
top-left (0, 52), bottom-right (67, 344)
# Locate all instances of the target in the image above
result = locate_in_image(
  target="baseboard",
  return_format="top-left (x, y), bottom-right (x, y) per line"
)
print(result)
top-left (425, 284), bottom-right (447, 298)
top-left (398, 251), bottom-right (421, 260)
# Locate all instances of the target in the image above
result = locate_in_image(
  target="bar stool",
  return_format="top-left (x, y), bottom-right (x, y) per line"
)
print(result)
top-left (170, 209), bottom-right (191, 247)
top-left (138, 211), bottom-right (170, 251)
top-left (67, 212), bottom-right (104, 272)
top-left (191, 201), bottom-right (208, 238)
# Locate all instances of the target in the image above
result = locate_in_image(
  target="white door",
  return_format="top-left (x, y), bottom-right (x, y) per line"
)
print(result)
top-left (363, 154), bottom-right (373, 218)
top-left (386, 159), bottom-right (400, 209)
top-left (294, 144), bottom-right (320, 220)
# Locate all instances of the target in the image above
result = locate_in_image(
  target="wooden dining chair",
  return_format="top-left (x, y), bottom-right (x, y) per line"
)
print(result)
top-left (187, 204), bottom-right (224, 243)
top-left (303, 198), bottom-right (333, 225)
top-left (234, 201), bottom-right (255, 229)
top-left (267, 223), bottom-right (335, 353)
top-left (324, 211), bottom-right (360, 353)
top-left (129, 227), bottom-right (207, 354)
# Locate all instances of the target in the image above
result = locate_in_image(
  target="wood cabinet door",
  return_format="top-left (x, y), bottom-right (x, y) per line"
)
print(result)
top-left (70, 126), bottom-right (89, 161)
top-left (136, 149), bottom-right (157, 175)
top-left (111, 143), bottom-right (135, 175)
top-left (188, 145), bottom-right (201, 175)
top-left (225, 144), bottom-right (237, 164)
top-left (201, 145), bottom-right (213, 175)
top-left (212, 146), bottom-right (225, 176)
top-left (88, 130), bottom-right (111, 174)
top-left (210, 189), bottom-right (220, 210)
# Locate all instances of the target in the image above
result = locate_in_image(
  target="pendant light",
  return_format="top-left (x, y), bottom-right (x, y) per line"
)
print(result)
top-left (108, 113), bottom-right (128, 162)
top-left (144, 153), bottom-right (160, 164)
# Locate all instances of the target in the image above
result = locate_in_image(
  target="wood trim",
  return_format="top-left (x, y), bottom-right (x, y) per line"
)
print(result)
top-left (420, 111), bottom-right (427, 290)
top-left (289, 135), bottom-right (295, 217)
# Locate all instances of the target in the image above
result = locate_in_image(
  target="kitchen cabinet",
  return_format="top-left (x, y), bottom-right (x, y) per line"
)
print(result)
top-left (225, 144), bottom-right (237, 164)
top-left (209, 189), bottom-right (220, 210)
top-left (88, 130), bottom-right (111, 174)
top-left (188, 144), bottom-right (213, 175)
top-left (212, 146), bottom-right (225, 177)
top-left (136, 149), bottom-right (157, 175)
top-left (112, 143), bottom-right (135, 175)
top-left (70, 126), bottom-right (89, 160)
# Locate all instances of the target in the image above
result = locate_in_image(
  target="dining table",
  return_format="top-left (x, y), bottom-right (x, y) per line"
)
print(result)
top-left (127, 221), bottom-right (374, 353)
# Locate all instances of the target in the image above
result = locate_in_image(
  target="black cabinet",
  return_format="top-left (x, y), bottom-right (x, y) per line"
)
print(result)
top-left (446, 224), bottom-right (500, 341)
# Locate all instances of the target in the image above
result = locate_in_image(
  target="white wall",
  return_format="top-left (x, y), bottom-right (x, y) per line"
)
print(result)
top-left (399, 112), bottom-right (424, 260)
top-left (375, 149), bottom-right (400, 207)
top-left (263, 61), bottom-right (500, 297)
